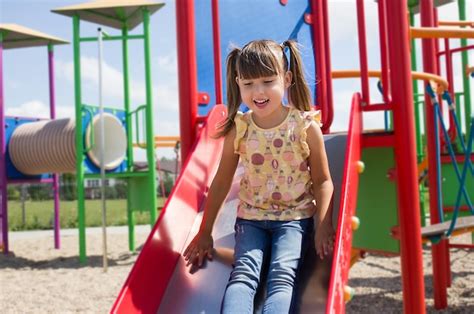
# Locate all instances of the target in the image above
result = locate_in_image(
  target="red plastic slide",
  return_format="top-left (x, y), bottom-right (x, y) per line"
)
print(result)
top-left (112, 94), bottom-right (362, 313)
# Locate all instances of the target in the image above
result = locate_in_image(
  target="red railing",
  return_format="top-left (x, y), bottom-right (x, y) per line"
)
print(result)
top-left (326, 93), bottom-right (363, 313)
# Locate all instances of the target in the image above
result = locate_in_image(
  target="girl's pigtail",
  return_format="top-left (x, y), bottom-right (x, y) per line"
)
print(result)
top-left (282, 40), bottom-right (312, 111)
top-left (216, 47), bottom-right (241, 137)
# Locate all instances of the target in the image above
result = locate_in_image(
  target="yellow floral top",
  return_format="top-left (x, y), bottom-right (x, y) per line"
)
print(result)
top-left (234, 106), bottom-right (321, 221)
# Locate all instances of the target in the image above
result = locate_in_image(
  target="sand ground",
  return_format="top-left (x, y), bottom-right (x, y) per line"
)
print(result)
top-left (1, 227), bottom-right (472, 313)
top-left (347, 238), bottom-right (474, 314)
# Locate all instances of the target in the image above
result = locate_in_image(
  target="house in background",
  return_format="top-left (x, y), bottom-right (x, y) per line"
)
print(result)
top-left (84, 178), bottom-right (117, 199)
top-left (134, 158), bottom-right (181, 180)
top-left (55, 158), bottom-right (180, 200)
top-left (134, 158), bottom-right (181, 196)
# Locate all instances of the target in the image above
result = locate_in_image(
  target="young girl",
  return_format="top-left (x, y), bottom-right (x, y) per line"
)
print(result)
top-left (183, 39), bottom-right (334, 313)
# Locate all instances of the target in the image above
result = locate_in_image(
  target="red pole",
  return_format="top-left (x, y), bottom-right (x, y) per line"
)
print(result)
top-left (444, 40), bottom-right (455, 96)
top-left (444, 39), bottom-right (457, 144)
top-left (385, 1), bottom-right (426, 313)
top-left (310, 0), bottom-right (328, 132)
top-left (377, 0), bottom-right (391, 104)
top-left (211, 0), bottom-right (223, 105)
top-left (433, 9), bottom-right (446, 129)
top-left (419, 0), bottom-right (449, 309)
top-left (176, 0), bottom-right (198, 162)
top-left (321, 0), bottom-right (334, 131)
top-left (356, 0), bottom-right (370, 106)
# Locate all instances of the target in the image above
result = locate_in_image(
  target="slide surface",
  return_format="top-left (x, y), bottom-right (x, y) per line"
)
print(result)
top-left (112, 95), bottom-right (363, 313)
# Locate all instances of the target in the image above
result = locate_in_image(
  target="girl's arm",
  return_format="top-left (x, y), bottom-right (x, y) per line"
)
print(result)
top-left (306, 121), bottom-right (335, 259)
top-left (183, 127), bottom-right (240, 266)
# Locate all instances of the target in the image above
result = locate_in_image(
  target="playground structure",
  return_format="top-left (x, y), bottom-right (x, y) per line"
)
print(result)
top-left (51, 0), bottom-right (164, 262)
top-left (112, 0), bottom-right (473, 313)
top-left (0, 24), bottom-right (69, 252)
top-left (0, 1), bottom-right (165, 263)
top-left (1, 0), bottom-right (473, 313)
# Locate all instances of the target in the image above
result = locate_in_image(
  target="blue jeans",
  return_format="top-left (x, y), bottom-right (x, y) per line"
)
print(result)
top-left (222, 218), bottom-right (313, 314)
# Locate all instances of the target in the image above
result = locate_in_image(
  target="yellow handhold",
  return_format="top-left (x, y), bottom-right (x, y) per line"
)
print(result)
top-left (344, 285), bottom-right (354, 302)
top-left (351, 216), bottom-right (360, 231)
top-left (356, 160), bottom-right (365, 174)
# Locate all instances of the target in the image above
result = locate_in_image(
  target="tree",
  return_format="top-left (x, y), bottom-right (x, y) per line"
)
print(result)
top-left (115, 180), bottom-right (127, 199)
top-left (27, 184), bottom-right (51, 201)
top-left (60, 173), bottom-right (77, 201)
top-left (162, 172), bottom-right (174, 196)
top-left (7, 185), bottom-right (20, 200)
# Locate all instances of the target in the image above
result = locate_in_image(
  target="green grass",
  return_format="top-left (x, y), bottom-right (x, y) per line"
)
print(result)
top-left (7, 198), bottom-right (165, 231)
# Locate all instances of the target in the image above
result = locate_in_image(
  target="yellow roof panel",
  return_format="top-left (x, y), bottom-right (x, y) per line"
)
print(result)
top-left (0, 24), bottom-right (68, 50)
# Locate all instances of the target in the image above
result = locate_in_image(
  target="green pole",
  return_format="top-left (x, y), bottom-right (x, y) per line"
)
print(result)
top-left (458, 0), bottom-right (472, 140)
top-left (410, 11), bottom-right (424, 162)
top-left (143, 8), bottom-right (158, 225)
top-left (73, 15), bottom-right (87, 263)
top-left (457, 0), bottom-right (474, 244)
top-left (122, 26), bottom-right (135, 251)
top-left (409, 9), bottom-right (428, 226)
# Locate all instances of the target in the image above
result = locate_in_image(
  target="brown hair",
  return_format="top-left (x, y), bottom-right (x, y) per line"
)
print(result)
top-left (217, 39), bottom-right (312, 137)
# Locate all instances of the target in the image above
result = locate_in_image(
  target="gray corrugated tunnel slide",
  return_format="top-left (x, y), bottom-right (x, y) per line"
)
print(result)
top-left (8, 113), bottom-right (127, 175)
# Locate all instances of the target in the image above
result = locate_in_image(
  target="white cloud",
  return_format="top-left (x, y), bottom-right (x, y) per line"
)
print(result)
top-left (56, 55), bottom-right (179, 111)
top-left (6, 100), bottom-right (75, 119)
top-left (6, 100), bottom-right (49, 118)
top-left (155, 55), bottom-right (177, 74)
top-left (56, 59), bottom-right (74, 83)
top-left (57, 56), bottom-right (145, 104)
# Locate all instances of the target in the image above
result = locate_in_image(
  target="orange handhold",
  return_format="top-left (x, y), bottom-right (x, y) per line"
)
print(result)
top-left (351, 216), bottom-right (360, 231)
top-left (344, 285), bottom-right (354, 302)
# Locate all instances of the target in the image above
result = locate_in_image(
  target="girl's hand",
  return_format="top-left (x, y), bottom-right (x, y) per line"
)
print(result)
top-left (315, 221), bottom-right (335, 259)
top-left (183, 231), bottom-right (214, 267)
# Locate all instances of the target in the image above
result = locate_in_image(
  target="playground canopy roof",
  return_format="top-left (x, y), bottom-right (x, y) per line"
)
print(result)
top-left (0, 24), bottom-right (68, 50)
top-left (407, 0), bottom-right (455, 14)
top-left (52, 0), bottom-right (165, 31)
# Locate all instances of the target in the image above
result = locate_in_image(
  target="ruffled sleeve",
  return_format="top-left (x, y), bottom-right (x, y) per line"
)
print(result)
top-left (234, 111), bottom-right (248, 154)
top-left (298, 110), bottom-right (322, 159)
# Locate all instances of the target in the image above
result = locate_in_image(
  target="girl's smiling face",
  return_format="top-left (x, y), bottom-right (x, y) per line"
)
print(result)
top-left (237, 72), bottom-right (292, 127)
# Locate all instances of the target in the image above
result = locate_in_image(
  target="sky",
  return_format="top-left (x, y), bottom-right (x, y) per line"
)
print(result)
top-left (1, 0), bottom-right (473, 161)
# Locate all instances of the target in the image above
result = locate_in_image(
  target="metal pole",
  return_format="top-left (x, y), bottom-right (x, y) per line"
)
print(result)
top-left (0, 32), bottom-right (9, 254)
top-left (211, 0), bottom-right (223, 105)
top-left (310, 0), bottom-right (328, 131)
top-left (48, 43), bottom-right (61, 249)
top-left (98, 28), bottom-right (108, 272)
top-left (176, 0), bottom-right (198, 162)
top-left (419, 0), bottom-right (449, 308)
top-left (386, 1), bottom-right (426, 313)
top-left (378, 0), bottom-right (392, 131)
top-left (143, 8), bottom-right (158, 225)
top-left (356, 0), bottom-right (370, 106)
top-left (21, 185), bottom-right (26, 226)
top-left (409, 9), bottom-right (429, 229)
top-left (321, 0), bottom-right (334, 131)
top-left (458, 0), bottom-right (472, 143)
top-left (409, 11), bottom-right (424, 162)
top-left (73, 15), bottom-right (87, 263)
top-left (122, 26), bottom-right (135, 252)
top-left (378, 0), bottom-right (391, 104)
top-left (444, 39), bottom-right (458, 148)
